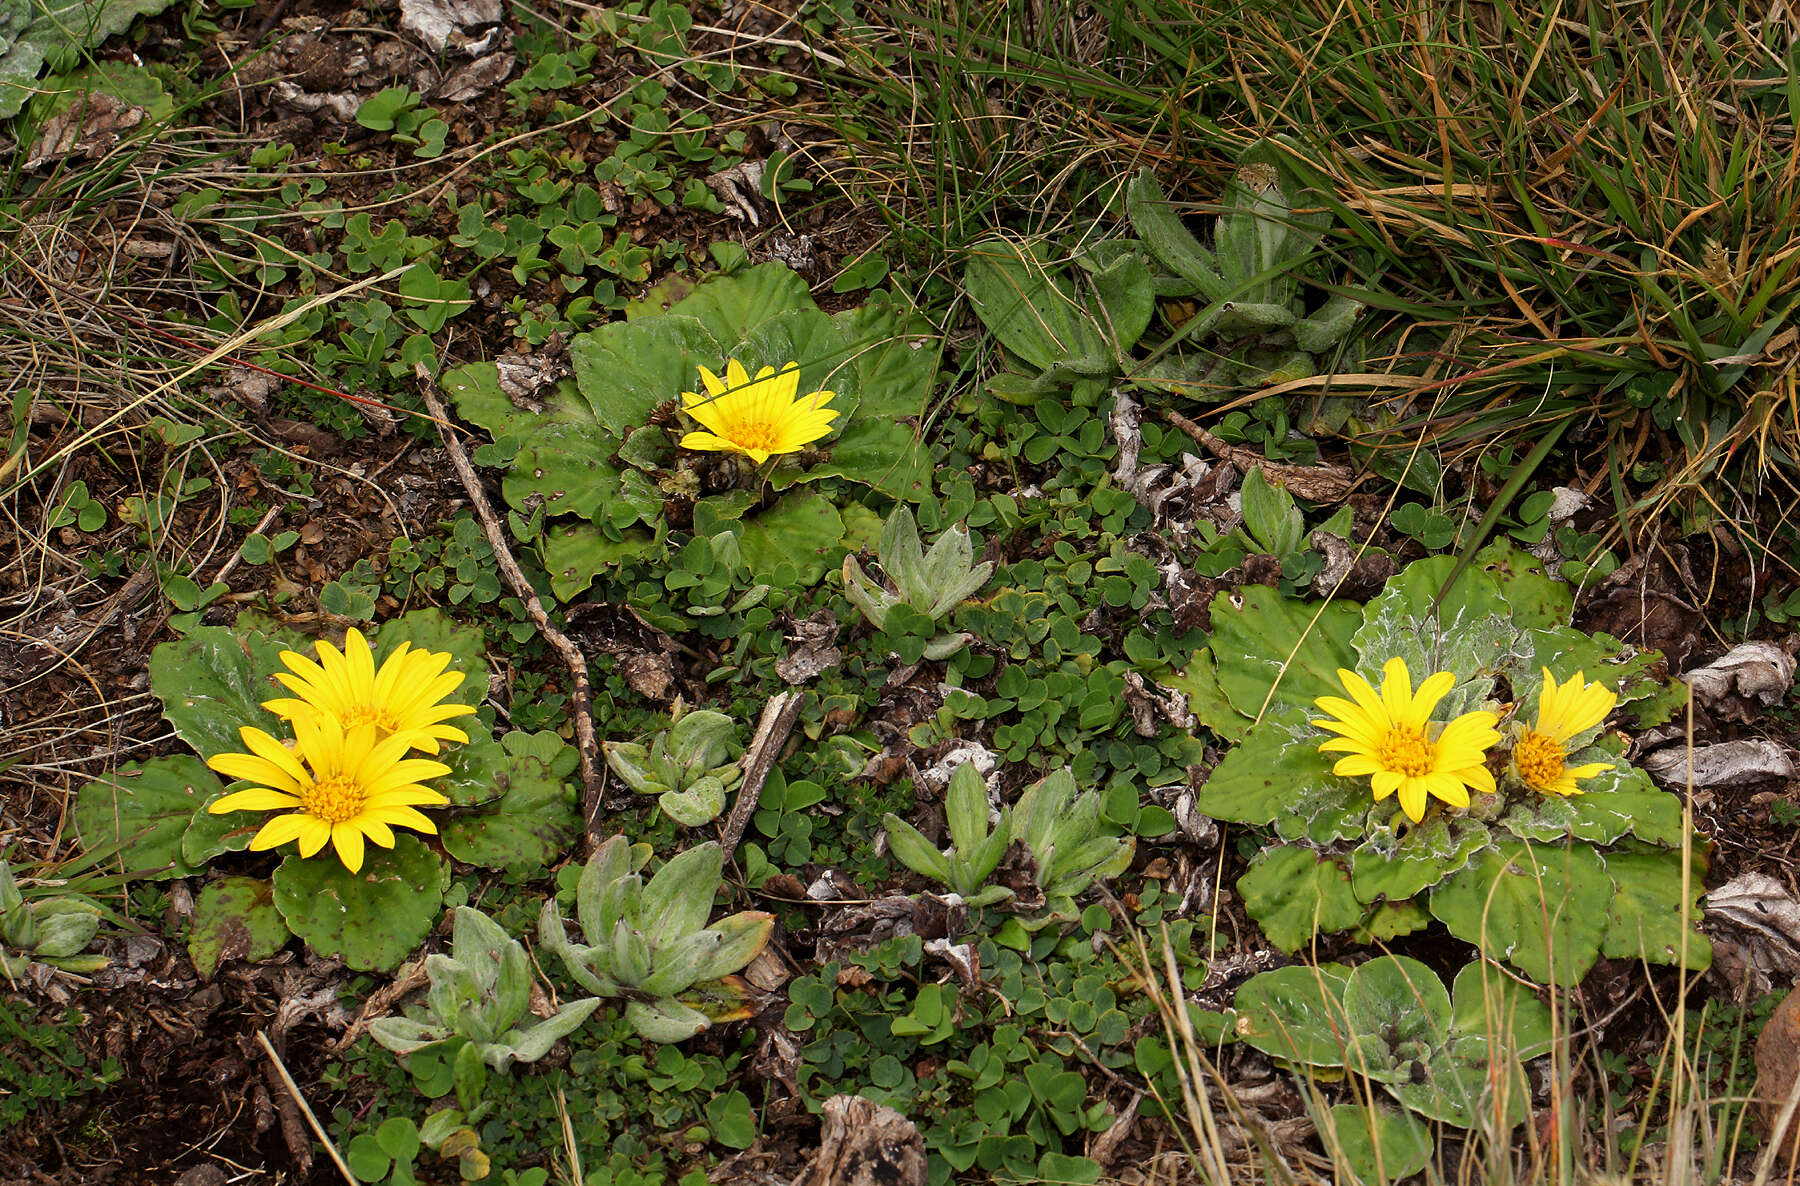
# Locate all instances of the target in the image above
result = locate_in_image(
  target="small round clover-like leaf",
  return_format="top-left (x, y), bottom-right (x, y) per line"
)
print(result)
top-left (439, 753), bottom-right (581, 874)
top-left (272, 835), bottom-right (446, 971)
top-left (74, 755), bottom-right (222, 879)
top-left (188, 876), bottom-right (292, 978)
top-left (1428, 841), bottom-right (1611, 986)
top-left (1238, 846), bottom-right (1366, 954)
top-left (1231, 963), bottom-right (1354, 1069)
top-left (1320, 1102), bottom-right (1433, 1184)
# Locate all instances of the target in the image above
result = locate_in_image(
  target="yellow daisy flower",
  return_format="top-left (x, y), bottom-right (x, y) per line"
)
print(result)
top-left (1312, 657), bottom-right (1501, 824)
top-left (1511, 668), bottom-right (1617, 796)
top-left (678, 358), bottom-right (839, 465)
top-left (206, 715), bottom-right (451, 873)
top-left (263, 627), bottom-right (475, 755)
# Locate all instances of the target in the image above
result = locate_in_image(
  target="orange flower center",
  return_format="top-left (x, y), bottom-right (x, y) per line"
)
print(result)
top-left (1514, 730), bottom-right (1566, 790)
top-left (303, 774), bottom-right (368, 824)
top-left (339, 703), bottom-right (402, 733)
top-left (728, 419), bottom-right (780, 452)
top-left (1375, 724), bottom-right (1434, 777)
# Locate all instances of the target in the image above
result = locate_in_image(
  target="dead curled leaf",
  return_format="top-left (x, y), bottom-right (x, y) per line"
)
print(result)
top-left (1640, 738), bottom-right (1795, 787)
top-left (1682, 642), bottom-right (1796, 712)
top-left (1706, 872), bottom-right (1800, 999)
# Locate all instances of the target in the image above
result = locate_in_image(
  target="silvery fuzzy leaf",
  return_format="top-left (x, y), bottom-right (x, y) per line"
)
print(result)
top-left (668, 710), bottom-right (740, 775)
top-left (692, 912), bottom-right (773, 982)
top-left (625, 997), bottom-right (710, 1043)
top-left (840, 554), bottom-right (896, 631)
top-left (610, 919), bottom-right (653, 988)
top-left (29, 908), bottom-right (99, 958)
top-left (879, 505), bottom-right (930, 601)
top-left (640, 843), bottom-right (723, 950)
top-left (488, 997), bottom-right (602, 1067)
top-left (368, 1017), bottom-right (452, 1055)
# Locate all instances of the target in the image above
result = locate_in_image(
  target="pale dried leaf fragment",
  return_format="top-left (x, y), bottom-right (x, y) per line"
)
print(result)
top-left (1642, 738), bottom-right (1795, 787)
top-left (1706, 872), bottom-right (1800, 998)
top-left (400, 0), bottom-right (504, 54)
top-left (25, 92), bottom-right (144, 170)
top-left (799, 1096), bottom-right (927, 1186)
top-left (1682, 642), bottom-right (1796, 708)
top-left (434, 51), bottom-right (514, 101)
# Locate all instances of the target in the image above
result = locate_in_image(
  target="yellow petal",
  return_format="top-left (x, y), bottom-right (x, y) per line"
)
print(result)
top-left (332, 825), bottom-right (365, 873)
top-left (211, 787), bottom-right (306, 814)
top-left (249, 813), bottom-right (309, 851)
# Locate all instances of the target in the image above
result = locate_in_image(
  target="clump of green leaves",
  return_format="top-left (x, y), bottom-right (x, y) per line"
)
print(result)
top-left (0, 0), bottom-right (182, 118)
top-left (1178, 543), bottom-right (1705, 985)
top-left (82, 612), bottom-right (582, 971)
top-left (1233, 956), bottom-right (1551, 1179)
top-left (370, 906), bottom-right (601, 1070)
top-left (0, 861), bottom-right (107, 977)
top-left (1126, 143), bottom-right (1360, 388)
top-left (884, 764), bottom-right (1134, 926)
top-left (841, 506), bottom-right (993, 660)
top-left (604, 702), bottom-right (743, 827)
top-left (539, 837), bottom-right (772, 1042)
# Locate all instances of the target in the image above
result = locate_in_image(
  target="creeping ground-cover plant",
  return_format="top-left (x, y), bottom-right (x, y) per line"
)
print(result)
top-left (1182, 542), bottom-right (1708, 984)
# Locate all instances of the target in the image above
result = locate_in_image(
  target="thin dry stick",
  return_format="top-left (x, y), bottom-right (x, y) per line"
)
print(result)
top-left (255, 1030), bottom-right (356, 1186)
top-left (720, 691), bottom-right (802, 859)
top-left (414, 364), bottom-right (607, 848)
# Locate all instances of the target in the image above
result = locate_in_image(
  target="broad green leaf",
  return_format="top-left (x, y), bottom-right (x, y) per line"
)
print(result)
top-left (1320, 1102), bottom-right (1433, 1184)
top-left (1599, 846), bottom-right (1711, 970)
top-left (74, 755), bottom-right (221, 879)
top-left (640, 843), bottom-right (723, 949)
top-left (1385, 1032), bottom-right (1528, 1128)
top-left (1513, 625), bottom-right (1662, 712)
top-left (1500, 757), bottom-right (1684, 847)
top-left (569, 314), bottom-right (721, 437)
top-left (1238, 846), bottom-right (1365, 953)
top-left (1194, 712), bottom-right (1366, 843)
top-left (836, 298), bottom-right (939, 420)
top-left (271, 835), bottom-right (446, 972)
top-left (1204, 585), bottom-right (1361, 726)
top-left (188, 876), bottom-right (291, 977)
top-left (1351, 556), bottom-right (1515, 719)
top-left (0, 0), bottom-right (184, 118)
top-left (1428, 842), bottom-right (1610, 986)
top-left (504, 422), bottom-right (628, 518)
top-left (439, 754), bottom-right (580, 875)
top-left (736, 491), bottom-right (845, 586)
top-left (540, 521), bottom-right (664, 601)
top-left (1449, 961), bottom-right (1554, 1062)
top-left (148, 624), bottom-right (305, 760)
top-left (668, 262), bottom-right (813, 345)
top-left (964, 239), bottom-right (1107, 373)
top-left (770, 417), bottom-right (931, 502)
top-left (1351, 814), bottom-right (1489, 904)
top-left (1342, 956), bottom-right (1453, 1081)
top-left (1231, 962), bottom-right (1354, 1068)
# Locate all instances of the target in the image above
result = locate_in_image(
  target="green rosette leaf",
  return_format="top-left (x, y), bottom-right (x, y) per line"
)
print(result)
top-left (569, 314), bottom-right (722, 437)
top-left (148, 624), bottom-right (305, 760)
top-left (1231, 963), bottom-right (1353, 1068)
top-left (189, 876), bottom-right (292, 977)
top-left (1428, 841), bottom-right (1610, 986)
top-left (272, 835), bottom-right (446, 971)
top-left (1599, 846), bottom-right (1711, 970)
top-left (1350, 814), bottom-right (1490, 905)
top-left (1320, 1102), bottom-right (1433, 1184)
top-left (439, 752), bottom-right (581, 875)
top-left (74, 755), bottom-right (222, 879)
top-left (1196, 586), bottom-right (1361, 739)
top-left (1238, 847), bottom-right (1365, 954)
top-left (736, 491), bottom-right (846, 587)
